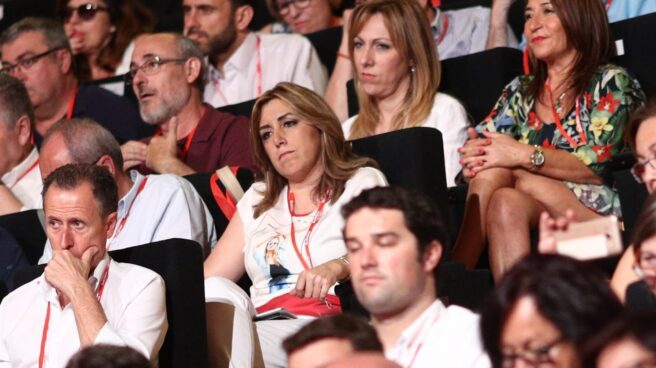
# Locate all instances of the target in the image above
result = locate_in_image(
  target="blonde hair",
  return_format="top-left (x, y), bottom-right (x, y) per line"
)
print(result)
top-left (348, 0), bottom-right (440, 139)
top-left (250, 82), bottom-right (377, 218)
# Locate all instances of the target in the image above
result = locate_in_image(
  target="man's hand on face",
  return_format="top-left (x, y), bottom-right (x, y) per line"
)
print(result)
top-left (44, 247), bottom-right (99, 302)
top-left (146, 117), bottom-right (181, 173)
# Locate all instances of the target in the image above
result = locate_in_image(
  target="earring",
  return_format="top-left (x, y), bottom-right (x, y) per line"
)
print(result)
top-left (410, 66), bottom-right (416, 73)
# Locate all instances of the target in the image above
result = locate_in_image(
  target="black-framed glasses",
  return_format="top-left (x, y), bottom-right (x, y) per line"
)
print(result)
top-left (0, 47), bottom-right (63, 75)
top-left (276, 0), bottom-right (311, 16)
top-left (126, 56), bottom-right (188, 85)
top-left (632, 155), bottom-right (656, 183)
top-left (501, 337), bottom-right (565, 368)
top-left (60, 3), bottom-right (109, 22)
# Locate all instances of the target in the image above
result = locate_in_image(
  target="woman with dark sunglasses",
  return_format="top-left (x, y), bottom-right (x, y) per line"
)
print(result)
top-left (57, 0), bottom-right (155, 81)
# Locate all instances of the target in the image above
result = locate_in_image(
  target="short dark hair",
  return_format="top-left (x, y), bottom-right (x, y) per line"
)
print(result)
top-left (42, 118), bottom-right (124, 169)
top-left (0, 73), bottom-right (34, 130)
top-left (341, 186), bottom-right (449, 256)
top-left (282, 314), bottom-right (382, 355)
top-left (480, 254), bottom-right (624, 367)
top-left (627, 99), bottom-right (656, 153)
top-left (66, 344), bottom-right (151, 368)
top-left (42, 164), bottom-right (118, 218)
top-left (582, 312), bottom-right (656, 368)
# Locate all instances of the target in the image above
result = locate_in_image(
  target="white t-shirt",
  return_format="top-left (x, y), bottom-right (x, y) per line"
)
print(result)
top-left (0, 147), bottom-right (42, 211)
top-left (237, 167), bottom-right (387, 308)
top-left (342, 93), bottom-right (469, 187)
top-left (204, 32), bottom-right (328, 108)
top-left (386, 300), bottom-right (490, 368)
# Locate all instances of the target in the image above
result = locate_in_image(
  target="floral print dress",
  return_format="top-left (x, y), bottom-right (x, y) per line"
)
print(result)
top-left (477, 64), bottom-right (646, 216)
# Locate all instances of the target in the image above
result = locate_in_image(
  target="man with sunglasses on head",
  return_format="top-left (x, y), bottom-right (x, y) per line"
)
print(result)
top-left (121, 32), bottom-right (253, 176)
top-left (182, 0), bottom-right (327, 108)
top-left (0, 17), bottom-right (150, 147)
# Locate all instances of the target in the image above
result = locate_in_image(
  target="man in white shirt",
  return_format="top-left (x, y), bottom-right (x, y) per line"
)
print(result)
top-left (38, 118), bottom-right (217, 264)
top-left (342, 186), bottom-right (490, 368)
top-left (183, 0), bottom-right (328, 107)
top-left (0, 73), bottom-right (41, 215)
top-left (0, 164), bottom-right (168, 367)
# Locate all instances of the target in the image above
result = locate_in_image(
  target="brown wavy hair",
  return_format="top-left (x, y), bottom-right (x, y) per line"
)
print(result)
top-left (250, 82), bottom-right (377, 218)
top-left (347, 0), bottom-right (440, 139)
top-left (525, 0), bottom-right (615, 105)
top-left (57, 0), bottom-right (156, 79)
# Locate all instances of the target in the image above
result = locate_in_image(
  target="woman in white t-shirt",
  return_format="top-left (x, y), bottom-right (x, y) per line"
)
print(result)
top-left (204, 82), bottom-right (387, 366)
top-left (342, 0), bottom-right (469, 187)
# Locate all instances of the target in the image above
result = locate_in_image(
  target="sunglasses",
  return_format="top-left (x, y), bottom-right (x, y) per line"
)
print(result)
top-left (60, 3), bottom-right (109, 22)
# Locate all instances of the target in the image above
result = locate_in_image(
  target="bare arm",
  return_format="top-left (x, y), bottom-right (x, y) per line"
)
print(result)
top-left (325, 10), bottom-right (353, 122)
top-left (0, 184), bottom-right (23, 215)
top-left (203, 213), bottom-right (246, 281)
top-left (610, 246), bottom-right (639, 303)
top-left (486, 0), bottom-right (516, 49)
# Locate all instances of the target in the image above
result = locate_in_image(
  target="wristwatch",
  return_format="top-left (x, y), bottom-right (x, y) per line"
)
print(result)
top-left (530, 145), bottom-right (545, 169)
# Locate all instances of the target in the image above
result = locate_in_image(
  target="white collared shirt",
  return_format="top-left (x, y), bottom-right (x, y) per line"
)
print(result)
top-left (0, 254), bottom-right (168, 367)
top-left (435, 6), bottom-right (519, 60)
top-left (204, 32), bottom-right (328, 108)
top-left (1, 147), bottom-right (42, 211)
top-left (39, 171), bottom-right (217, 264)
top-left (385, 300), bottom-right (490, 368)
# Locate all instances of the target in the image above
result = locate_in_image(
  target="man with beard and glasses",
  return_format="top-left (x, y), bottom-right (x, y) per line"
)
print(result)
top-left (183, 0), bottom-right (328, 108)
top-left (120, 32), bottom-right (253, 176)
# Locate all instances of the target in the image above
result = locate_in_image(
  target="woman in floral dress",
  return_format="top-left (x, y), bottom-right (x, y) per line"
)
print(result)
top-left (452, 0), bottom-right (645, 281)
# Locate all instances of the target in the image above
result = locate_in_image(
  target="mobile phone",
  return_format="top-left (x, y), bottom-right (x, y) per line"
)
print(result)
top-left (253, 307), bottom-right (298, 321)
top-left (553, 216), bottom-right (623, 260)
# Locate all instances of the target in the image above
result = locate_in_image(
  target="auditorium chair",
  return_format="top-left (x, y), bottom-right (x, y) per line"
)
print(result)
top-left (12, 239), bottom-right (209, 368)
top-left (0, 209), bottom-right (46, 266)
top-left (217, 98), bottom-right (257, 117)
top-left (346, 47), bottom-right (524, 123)
top-left (306, 26), bottom-right (343, 74)
top-left (611, 12), bottom-right (656, 98)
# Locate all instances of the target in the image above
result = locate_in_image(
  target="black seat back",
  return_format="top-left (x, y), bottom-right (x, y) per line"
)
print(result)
top-left (0, 210), bottom-right (46, 265)
top-left (611, 12), bottom-right (656, 98)
top-left (306, 26), bottom-right (343, 74)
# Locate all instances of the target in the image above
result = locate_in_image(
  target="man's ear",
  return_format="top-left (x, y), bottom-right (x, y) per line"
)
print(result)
top-left (234, 5), bottom-right (254, 32)
top-left (184, 57), bottom-right (202, 85)
top-left (422, 240), bottom-right (443, 273)
top-left (104, 211), bottom-right (118, 239)
top-left (56, 49), bottom-right (73, 75)
top-left (96, 154), bottom-right (118, 176)
top-left (15, 115), bottom-right (32, 146)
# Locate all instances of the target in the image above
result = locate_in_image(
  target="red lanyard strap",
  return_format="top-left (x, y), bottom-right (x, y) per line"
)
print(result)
top-left (39, 263), bottom-right (110, 368)
top-left (65, 89), bottom-right (78, 120)
top-left (544, 80), bottom-right (586, 148)
top-left (154, 123), bottom-right (198, 162)
top-left (287, 188), bottom-right (332, 270)
top-left (108, 178), bottom-right (148, 250)
top-left (209, 168), bottom-right (238, 220)
top-left (434, 13), bottom-right (449, 45)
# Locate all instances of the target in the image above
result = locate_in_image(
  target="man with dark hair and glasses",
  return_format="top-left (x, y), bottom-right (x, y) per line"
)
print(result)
top-left (341, 186), bottom-right (490, 367)
top-left (120, 32), bottom-right (254, 175)
top-left (0, 17), bottom-right (150, 147)
top-left (182, 0), bottom-right (327, 108)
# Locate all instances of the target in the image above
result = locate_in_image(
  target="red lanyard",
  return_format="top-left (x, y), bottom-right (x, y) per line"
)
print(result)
top-left (65, 90), bottom-right (78, 120)
top-left (209, 168), bottom-right (238, 220)
top-left (434, 13), bottom-right (449, 45)
top-left (107, 177), bottom-right (148, 250)
top-left (544, 80), bottom-right (586, 148)
top-left (605, 0), bottom-right (612, 11)
top-left (39, 263), bottom-right (110, 368)
top-left (287, 188), bottom-right (331, 270)
top-left (154, 123), bottom-right (198, 162)
top-left (8, 159), bottom-right (39, 189)
top-left (213, 35), bottom-right (262, 105)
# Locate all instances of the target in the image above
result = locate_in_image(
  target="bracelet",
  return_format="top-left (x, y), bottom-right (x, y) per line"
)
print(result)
top-left (337, 255), bottom-right (351, 283)
top-left (336, 51), bottom-right (350, 60)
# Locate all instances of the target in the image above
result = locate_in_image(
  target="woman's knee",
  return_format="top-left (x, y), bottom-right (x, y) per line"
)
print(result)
top-left (205, 276), bottom-right (256, 316)
top-left (486, 188), bottom-right (528, 228)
